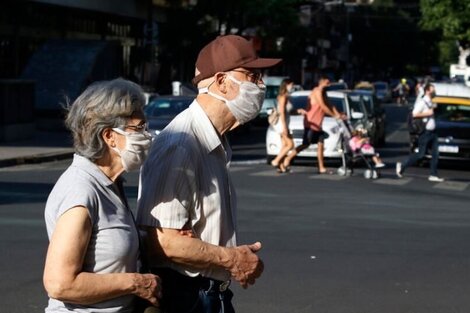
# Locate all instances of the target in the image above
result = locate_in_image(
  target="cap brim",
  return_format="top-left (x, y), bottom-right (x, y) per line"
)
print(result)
top-left (242, 57), bottom-right (282, 69)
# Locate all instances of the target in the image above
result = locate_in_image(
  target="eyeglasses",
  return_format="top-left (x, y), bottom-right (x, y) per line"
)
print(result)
top-left (231, 70), bottom-right (263, 84)
top-left (120, 122), bottom-right (148, 132)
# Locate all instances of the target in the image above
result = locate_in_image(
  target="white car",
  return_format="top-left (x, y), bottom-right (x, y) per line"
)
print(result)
top-left (266, 90), bottom-right (369, 162)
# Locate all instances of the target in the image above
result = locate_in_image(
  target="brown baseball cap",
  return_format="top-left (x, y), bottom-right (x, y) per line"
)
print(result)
top-left (193, 35), bottom-right (282, 85)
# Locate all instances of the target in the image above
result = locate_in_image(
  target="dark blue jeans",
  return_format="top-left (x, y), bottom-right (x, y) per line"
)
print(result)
top-left (402, 130), bottom-right (439, 176)
top-left (150, 268), bottom-right (235, 313)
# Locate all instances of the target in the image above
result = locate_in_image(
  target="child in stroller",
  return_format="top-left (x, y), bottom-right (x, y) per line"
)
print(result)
top-left (349, 128), bottom-right (386, 168)
top-left (336, 119), bottom-right (385, 178)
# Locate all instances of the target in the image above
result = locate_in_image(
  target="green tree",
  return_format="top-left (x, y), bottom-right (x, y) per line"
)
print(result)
top-left (420, 0), bottom-right (470, 67)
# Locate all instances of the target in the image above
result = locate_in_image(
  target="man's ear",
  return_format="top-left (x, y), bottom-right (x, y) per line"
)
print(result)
top-left (102, 128), bottom-right (116, 148)
top-left (213, 72), bottom-right (227, 94)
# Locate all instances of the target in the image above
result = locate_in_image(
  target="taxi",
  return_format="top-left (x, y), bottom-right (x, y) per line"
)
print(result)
top-left (433, 96), bottom-right (470, 160)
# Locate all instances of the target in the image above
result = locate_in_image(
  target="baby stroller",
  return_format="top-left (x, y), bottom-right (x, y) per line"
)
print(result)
top-left (336, 119), bottom-right (381, 179)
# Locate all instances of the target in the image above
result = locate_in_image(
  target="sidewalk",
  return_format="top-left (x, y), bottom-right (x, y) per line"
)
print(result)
top-left (0, 130), bottom-right (74, 168)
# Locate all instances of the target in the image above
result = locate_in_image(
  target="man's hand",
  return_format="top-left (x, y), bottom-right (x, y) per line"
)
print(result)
top-left (297, 108), bottom-right (307, 116)
top-left (227, 242), bottom-right (264, 289)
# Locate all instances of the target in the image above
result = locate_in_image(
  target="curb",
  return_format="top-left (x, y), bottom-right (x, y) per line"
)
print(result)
top-left (0, 151), bottom-right (74, 168)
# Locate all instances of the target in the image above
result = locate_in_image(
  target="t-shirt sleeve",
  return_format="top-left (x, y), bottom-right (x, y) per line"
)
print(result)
top-left (44, 175), bottom-right (98, 238)
top-left (412, 99), bottom-right (425, 115)
top-left (137, 144), bottom-right (197, 229)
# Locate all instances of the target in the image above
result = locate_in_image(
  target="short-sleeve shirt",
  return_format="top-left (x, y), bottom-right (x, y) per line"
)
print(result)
top-left (44, 154), bottom-right (139, 313)
top-left (136, 101), bottom-right (237, 282)
top-left (413, 95), bottom-right (435, 131)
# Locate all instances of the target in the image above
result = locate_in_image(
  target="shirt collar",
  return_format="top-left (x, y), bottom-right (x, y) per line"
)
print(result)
top-left (71, 154), bottom-right (116, 187)
top-left (189, 100), bottom-right (225, 154)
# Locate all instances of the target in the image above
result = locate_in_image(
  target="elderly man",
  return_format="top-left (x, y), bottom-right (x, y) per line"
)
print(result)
top-left (136, 35), bottom-right (281, 313)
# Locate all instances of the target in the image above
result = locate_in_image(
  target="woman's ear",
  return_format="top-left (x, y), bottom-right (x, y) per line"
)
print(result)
top-left (102, 128), bottom-right (116, 148)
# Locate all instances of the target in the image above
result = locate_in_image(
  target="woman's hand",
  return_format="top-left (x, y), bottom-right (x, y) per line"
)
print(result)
top-left (132, 273), bottom-right (162, 306)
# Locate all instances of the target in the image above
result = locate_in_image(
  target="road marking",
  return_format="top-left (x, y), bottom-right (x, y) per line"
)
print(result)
top-left (433, 181), bottom-right (468, 192)
top-left (229, 166), bottom-right (251, 173)
top-left (0, 218), bottom-right (44, 227)
top-left (250, 170), bottom-right (283, 177)
top-left (373, 177), bottom-right (413, 185)
top-left (309, 174), bottom-right (348, 181)
top-left (231, 159), bottom-right (266, 165)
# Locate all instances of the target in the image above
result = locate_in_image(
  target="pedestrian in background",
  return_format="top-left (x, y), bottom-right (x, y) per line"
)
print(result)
top-left (136, 35), bottom-right (281, 313)
top-left (270, 78), bottom-right (295, 173)
top-left (43, 78), bottom-right (161, 312)
top-left (396, 83), bottom-right (444, 182)
top-left (393, 78), bottom-right (410, 105)
top-left (283, 75), bottom-right (344, 174)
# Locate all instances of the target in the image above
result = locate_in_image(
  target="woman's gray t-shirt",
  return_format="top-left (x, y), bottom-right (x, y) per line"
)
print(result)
top-left (44, 154), bottom-right (139, 313)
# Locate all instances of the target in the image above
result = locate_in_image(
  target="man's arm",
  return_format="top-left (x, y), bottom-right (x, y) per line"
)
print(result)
top-left (142, 226), bottom-right (263, 288)
top-left (312, 88), bottom-right (340, 117)
top-left (412, 99), bottom-right (433, 118)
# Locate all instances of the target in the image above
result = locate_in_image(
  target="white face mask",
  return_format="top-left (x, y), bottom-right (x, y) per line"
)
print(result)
top-left (112, 128), bottom-right (152, 171)
top-left (199, 75), bottom-right (266, 125)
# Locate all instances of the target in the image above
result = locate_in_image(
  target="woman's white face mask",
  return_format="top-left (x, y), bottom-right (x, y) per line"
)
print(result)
top-left (199, 75), bottom-right (266, 125)
top-left (112, 128), bottom-right (152, 172)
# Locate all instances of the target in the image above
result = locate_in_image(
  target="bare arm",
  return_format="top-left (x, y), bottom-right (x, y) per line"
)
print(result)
top-left (43, 206), bottom-right (161, 306)
top-left (277, 94), bottom-right (289, 135)
top-left (312, 88), bottom-right (338, 117)
top-left (143, 227), bottom-right (264, 288)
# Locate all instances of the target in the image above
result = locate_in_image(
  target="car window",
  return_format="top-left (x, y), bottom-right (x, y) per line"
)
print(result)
top-left (327, 97), bottom-right (346, 113)
top-left (145, 98), bottom-right (192, 117)
top-left (265, 85), bottom-right (280, 99)
top-left (348, 94), bottom-right (365, 118)
top-left (289, 95), bottom-right (309, 111)
top-left (362, 95), bottom-right (373, 113)
top-left (435, 104), bottom-right (470, 123)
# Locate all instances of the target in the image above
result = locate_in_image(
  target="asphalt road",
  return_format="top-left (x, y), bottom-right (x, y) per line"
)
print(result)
top-left (1, 103), bottom-right (470, 313)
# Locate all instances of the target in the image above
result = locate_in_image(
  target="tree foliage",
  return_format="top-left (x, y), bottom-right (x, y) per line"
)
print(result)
top-left (420, 0), bottom-right (470, 43)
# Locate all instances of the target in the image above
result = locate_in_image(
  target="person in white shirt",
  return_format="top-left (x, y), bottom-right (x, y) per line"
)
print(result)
top-left (396, 83), bottom-right (444, 182)
top-left (136, 35), bottom-right (281, 313)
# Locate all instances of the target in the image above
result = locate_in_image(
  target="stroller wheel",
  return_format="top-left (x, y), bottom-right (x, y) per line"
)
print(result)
top-left (372, 170), bottom-right (379, 179)
top-left (337, 167), bottom-right (346, 176)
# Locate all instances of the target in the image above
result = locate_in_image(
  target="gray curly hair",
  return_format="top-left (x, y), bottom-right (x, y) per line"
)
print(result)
top-left (65, 78), bottom-right (145, 161)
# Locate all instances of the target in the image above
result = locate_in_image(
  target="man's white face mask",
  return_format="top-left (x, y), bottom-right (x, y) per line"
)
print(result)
top-left (199, 75), bottom-right (266, 125)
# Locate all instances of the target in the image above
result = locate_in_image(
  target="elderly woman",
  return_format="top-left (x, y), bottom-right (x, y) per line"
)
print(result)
top-left (43, 78), bottom-right (161, 312)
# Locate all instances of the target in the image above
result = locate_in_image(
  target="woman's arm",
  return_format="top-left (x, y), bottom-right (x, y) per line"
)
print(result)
top-left (43, 206), bottom-right (161, 306)
top-left (277, 94), bottom-right (289, 135)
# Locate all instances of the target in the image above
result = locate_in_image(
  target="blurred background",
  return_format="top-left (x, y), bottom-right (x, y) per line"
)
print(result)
top-left (0, 0), bottom-right (469, 138)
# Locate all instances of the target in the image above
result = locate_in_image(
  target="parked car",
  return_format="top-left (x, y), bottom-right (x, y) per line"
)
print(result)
top-left (352, 89), bottom-right (386, 146)
top-left (325, 81), bottom-right (348, 92)
top-left (409, 96), bottom-right (470, 160)
top-left (144, 95), bottom-right (194, 137)
top-left (266, 90), bottom-right (369, 162)
top-left (373, 81), bottom-right (392, 103)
